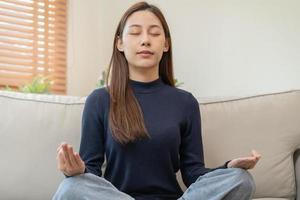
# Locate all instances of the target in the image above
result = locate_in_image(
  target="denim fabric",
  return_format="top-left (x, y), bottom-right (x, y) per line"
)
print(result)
top-left (178, 168), bottom-right (255, 200)
top-left (53, 168), bottom-right (255, 200)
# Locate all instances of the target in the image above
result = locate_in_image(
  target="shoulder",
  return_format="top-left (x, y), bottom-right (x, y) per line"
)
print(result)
top-left (85, 87), bottom-right (110, 109)
top-left (164, 86), bottom-right (200, 119)
top-left (164, 85), bottom-right (198, 106)
top-left (87, 87), bottom-right (109, 100)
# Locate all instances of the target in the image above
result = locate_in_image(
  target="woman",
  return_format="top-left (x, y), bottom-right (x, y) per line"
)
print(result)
top-left (53, 2), bottom-right (261, 200)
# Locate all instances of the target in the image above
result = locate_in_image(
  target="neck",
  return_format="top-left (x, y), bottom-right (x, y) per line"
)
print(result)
top-left (129, 76), bottom-right (163, 94)
top-left (128, 64), bottom-right (159, 82)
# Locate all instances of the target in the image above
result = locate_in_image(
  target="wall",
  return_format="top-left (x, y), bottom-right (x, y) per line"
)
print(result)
top-left (67, 0), bottom-right (300, 100)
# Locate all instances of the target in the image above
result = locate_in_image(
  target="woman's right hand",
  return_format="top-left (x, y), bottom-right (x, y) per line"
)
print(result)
top-left (56, 142), bottom-right (86, 176)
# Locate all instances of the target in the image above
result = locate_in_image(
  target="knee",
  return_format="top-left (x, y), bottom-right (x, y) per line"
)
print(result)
top-left (52, 174), bottom-right (86, 200)
top-left (229, 168), bottom-right (256, 196)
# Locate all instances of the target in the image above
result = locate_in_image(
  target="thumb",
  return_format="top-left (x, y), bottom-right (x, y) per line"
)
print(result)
top-left (251, 149), bottom-right (262, 160)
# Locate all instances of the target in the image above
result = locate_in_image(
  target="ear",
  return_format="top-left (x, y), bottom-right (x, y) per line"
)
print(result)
top-left (117, 36), bottom-right (124, 52)
top-left (163, 39), bottom-right (169, 52)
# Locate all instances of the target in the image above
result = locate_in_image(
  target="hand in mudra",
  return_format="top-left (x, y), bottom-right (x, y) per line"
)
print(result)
top-left (227, 150), bottom-right (261, 170)
top-left (56, 142), bottom-right (85, 176)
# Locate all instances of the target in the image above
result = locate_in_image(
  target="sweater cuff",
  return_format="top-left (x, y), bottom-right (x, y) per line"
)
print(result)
top-left (224, 160), bottom-right (231, 168)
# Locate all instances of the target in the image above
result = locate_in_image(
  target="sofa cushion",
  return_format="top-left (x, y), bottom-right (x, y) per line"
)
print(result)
top-left (200, 90), bottom-right (300, 199)
top-left (0, 91), bottom-right (85, 199)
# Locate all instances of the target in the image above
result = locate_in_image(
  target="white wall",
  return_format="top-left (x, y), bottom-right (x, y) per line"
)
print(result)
top-left (67, 0), bottom-right (105, 96)
top-left (67, 0), bottom-right (300, 100)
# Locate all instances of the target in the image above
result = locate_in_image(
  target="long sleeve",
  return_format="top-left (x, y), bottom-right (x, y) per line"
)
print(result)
top-left (79, 90), bottom-right (105, 177)
top-left (72, 79), bottom-right (227, 199)
top-left (179, 93), bottom-right (227, 187)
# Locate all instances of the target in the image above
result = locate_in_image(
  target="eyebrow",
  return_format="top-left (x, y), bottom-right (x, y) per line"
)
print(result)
top-left (128, 24), bottom-right (162, 29)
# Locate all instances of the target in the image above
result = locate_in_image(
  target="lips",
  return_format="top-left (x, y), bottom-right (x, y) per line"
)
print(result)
top-left (137, 50), bottom-right (154, 55)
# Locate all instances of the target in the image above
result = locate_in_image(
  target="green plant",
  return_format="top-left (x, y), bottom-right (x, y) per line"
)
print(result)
top-left (174, 78), bottom-right (184, 87)
top-left (1, 75), bottom-right (52, 94)
top-left (1, 75), bottom-right (53, 94)
top-left (19, 75), bottom-right (53, 94)
top-left (96, 69), bottom-right (108, 88)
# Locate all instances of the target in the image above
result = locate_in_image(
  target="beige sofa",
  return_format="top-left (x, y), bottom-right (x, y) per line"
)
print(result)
top-left (0, 90), bottom-right (299, 200)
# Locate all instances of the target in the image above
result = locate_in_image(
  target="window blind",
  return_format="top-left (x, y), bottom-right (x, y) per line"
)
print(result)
top-left (0, 0), bottom-right (67, 94)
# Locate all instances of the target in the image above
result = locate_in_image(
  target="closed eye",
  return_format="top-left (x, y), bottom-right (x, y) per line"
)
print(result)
top-left (129, 32), bottom-right (140, 35)
top-left (150, 33), bottom-right (161, 36)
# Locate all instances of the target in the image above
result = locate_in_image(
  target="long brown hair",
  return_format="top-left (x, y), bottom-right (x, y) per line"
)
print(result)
top-left (105, 2), bottom-right (175, 145)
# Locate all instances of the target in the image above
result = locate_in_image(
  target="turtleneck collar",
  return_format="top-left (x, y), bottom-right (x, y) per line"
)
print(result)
top-left (129, 77), bottom-right (164, 94)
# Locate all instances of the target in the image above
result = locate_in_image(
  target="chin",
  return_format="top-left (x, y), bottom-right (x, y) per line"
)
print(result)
top-left (133, 61), bottom-right (158, 69)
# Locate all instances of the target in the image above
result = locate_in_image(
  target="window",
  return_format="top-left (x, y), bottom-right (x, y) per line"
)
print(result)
top-left (0, 0), bottom-right (67, 94)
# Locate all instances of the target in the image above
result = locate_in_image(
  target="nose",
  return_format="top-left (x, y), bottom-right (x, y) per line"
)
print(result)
top-left (140, 32), bottom-right (150, 46)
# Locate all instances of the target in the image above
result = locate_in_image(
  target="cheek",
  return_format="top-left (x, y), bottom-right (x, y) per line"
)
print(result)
top-left (122, 44), bottom-right (135, 60)
top-left (155, 37), bottom-right (167, 52)
top-left (156, 39), bottom-right (166, 56)
top-left (123, 36), bottom-right (136, 47)
top-left (122, 39), bottom-right (137, 55)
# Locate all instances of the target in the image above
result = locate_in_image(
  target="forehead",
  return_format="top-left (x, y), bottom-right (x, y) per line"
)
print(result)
top-left (125, 10), bottom-right (163, 28)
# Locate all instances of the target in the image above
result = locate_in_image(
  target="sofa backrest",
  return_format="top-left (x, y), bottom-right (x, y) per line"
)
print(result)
top-left (199, 90), bottom-right (300, 199)
top-left (0, 91), bottom-right (85, 200)
top-left (1, 90), bottom-right (299, 200)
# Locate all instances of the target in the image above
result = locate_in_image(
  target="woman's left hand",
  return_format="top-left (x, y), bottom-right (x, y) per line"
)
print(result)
top-left (227, 150), bottom-right (262, 170)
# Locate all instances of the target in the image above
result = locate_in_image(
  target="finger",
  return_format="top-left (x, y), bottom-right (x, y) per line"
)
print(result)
top-left (56, 144), bottom-right (62, 153)
top-left (247, 150), bottom-right (261, 161)
top-left (238, 157), bottom-right (256, 162)
top-left (74, 152), bottom-right (85, 174)
top-left (248, 162), bottom-right (256, 169)
top-left (57, 149), bottom-right (66, 163)
top-left (247, 159), bottom-right (258, 169)
top-left (57, 149), bottom-right (66, 171)
top-left (57, 142), bottom-right (67, 153)
top-left (254, 156), bottom-right (260, 162)
top-left (241, 162), bottom-right (254, 170)
top-left (74, 152), bottom-right (85, 167)
top-left (239, 159), bottom-right (253, 167)
top-left (245, 158), bottom-right (258, 169)
top-left (252, 149), bottom-right (262, 159)
top-left (230, 156), bottom-right (257, 168)
top-left (236, 157), bottom-right (256, 169)
top-left (246, 157), bottom-right (257, 164)
top-left (67, 145), bottom-right (78, 167)
top-left (62, 144), bottom-right (73, 169)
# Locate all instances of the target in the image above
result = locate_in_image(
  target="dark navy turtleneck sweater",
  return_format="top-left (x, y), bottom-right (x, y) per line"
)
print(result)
top-left (79, 77), bottom-right (227, 200)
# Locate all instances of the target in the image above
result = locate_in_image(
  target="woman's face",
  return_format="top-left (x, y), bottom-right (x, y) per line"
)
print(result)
top-left (117, 10), bottom-right (169, 72)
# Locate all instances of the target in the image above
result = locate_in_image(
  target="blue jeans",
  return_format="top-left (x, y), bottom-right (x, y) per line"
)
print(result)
top-left (53, 168), bottom-right (255, 200)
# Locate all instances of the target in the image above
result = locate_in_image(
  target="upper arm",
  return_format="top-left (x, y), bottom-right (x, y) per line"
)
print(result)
top-left (79, 90), bottom-right (106, 176)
